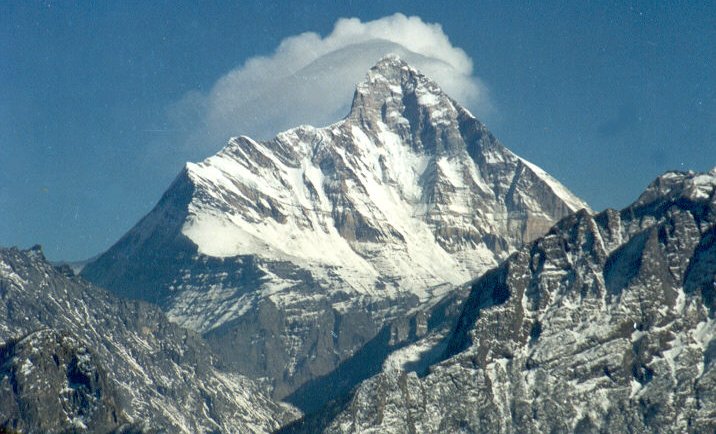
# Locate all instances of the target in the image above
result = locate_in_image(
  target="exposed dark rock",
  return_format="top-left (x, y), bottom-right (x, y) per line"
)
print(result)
top-left (299, 169), bottom-right (716, 433)
top-left (81, 56), bottom-right (588, 409)
top-left (0, 246), bottom-right (297, 432)
top-left (0, 329), bottom-right (128, 433)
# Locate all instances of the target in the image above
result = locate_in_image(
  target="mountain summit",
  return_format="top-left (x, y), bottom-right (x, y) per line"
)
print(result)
top-left (82, 56), bottom-right (588, 403)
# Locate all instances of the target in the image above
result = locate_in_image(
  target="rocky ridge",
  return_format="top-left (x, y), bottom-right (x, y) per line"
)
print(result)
top-left (81, 56), bottom-right (588, 404)
top-left (0, 246), bottom-right (296, 433)
top-left (292, 168), bottom-right (716, 433)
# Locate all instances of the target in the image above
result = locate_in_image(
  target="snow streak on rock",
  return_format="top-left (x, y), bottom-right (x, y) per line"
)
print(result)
top-left (82, 56), bottom-right (587, 402)
top-left (312, 169), bottom-right (716, 434)
top-left (0, 247), bottom-right (297, 433)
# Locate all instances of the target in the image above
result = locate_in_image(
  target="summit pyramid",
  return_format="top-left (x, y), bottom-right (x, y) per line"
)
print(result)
top-left (82, 56), bottom-right (588, 407)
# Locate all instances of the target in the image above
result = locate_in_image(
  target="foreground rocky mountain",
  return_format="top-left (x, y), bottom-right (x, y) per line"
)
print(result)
top-left (0, 246), bottom-right (296, 433)
top-left (82, 56), bottom-right (588, 403)
top-left (286, 168), bottom-right (716, 433)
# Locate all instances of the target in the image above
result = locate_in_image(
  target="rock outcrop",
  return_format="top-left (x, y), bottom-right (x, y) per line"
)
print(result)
top-left (82, 56), bottom-right (588, 405)
top-left (0, 246), bottom-right (297, 433)
top-left (297, 168), bottom-right (716, 433)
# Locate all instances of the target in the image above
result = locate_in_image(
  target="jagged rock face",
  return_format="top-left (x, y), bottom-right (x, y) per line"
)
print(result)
top-left (0, 329), bottom-right (128, 433)
top-left (82, 56), bottom-right (587, 402)
top-left (0, 246), bottom-right (297, 433)
top-left (315, 169), bottom-right (716, 433)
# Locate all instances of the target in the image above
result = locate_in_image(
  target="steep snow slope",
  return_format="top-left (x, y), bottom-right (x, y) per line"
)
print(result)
top-left (300, 168), bottom-right (716, 433)
top-left (82, 56), bottom-right (588, 402)
top-left (179, 55), bottom-right (588, 303)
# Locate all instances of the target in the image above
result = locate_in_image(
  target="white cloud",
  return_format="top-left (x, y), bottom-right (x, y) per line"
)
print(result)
top-left (170, 13), bottom-right (488, 154)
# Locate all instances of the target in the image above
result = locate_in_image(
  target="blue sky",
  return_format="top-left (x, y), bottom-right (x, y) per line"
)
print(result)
top-left (2, 1), bottom-right (715, 261)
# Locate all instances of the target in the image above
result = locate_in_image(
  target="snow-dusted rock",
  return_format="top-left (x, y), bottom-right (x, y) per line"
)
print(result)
top-left (82, 56), bottom-right (587, 404)
top-left (301, 169), bottom-right (716, 433)
top-left (0, 246), bottom-right (297, 433)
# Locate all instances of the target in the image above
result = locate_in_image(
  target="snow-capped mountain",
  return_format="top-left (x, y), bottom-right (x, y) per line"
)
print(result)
top-left (292, 168), bottom-right (716, 433)
top-left (0, 246), bottom-right (297, 433)
top-left (82, 56), bottom-right (588, 402)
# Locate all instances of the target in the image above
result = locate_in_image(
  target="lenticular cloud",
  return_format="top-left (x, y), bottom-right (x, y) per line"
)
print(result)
top-left (171, 13), bottom-right (487, 151)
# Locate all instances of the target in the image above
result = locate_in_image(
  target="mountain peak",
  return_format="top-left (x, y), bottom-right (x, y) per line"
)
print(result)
top-left (372, 53), bottom-right (409, 69)
top-left (353, 54), bottom-right (448, 106)
top-left (84, 56), bottom-right (590, 405)
top-left (347, 55), bottom-right (471, 158)
top-left (634, 167), bottom-right (716, 208)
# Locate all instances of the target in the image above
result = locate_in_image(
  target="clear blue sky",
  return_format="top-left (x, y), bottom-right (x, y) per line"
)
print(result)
top-left (2, 1), bottom-right (715, 261)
